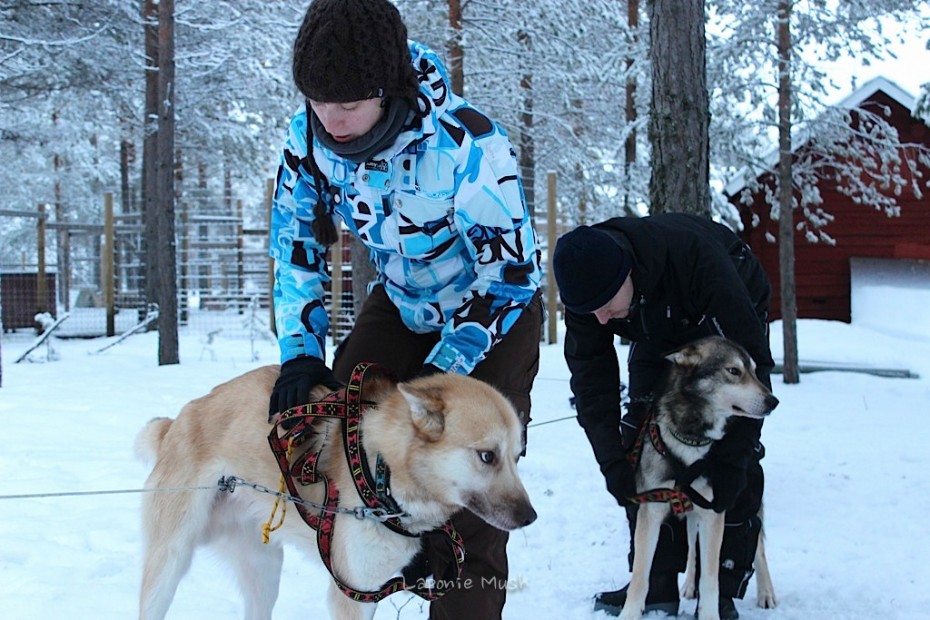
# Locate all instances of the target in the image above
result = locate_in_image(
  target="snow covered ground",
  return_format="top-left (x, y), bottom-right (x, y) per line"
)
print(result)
top-left (1, 311), bottom-right (929, 619)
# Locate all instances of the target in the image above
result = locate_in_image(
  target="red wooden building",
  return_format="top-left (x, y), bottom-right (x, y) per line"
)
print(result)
top-left (726, 77), bottom-right (930, 322)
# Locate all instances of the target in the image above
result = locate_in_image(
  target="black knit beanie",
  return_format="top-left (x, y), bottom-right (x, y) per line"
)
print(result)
top-left (293, 0), bottom-right (419, 103)
top-left (552, 226), bottom-right (632, 314)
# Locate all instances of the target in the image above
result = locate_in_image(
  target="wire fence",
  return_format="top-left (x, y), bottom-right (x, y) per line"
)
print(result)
top-left (1, 171), bottom-right (565, 371)
top-left (0, 191), bottom-right (357, 352)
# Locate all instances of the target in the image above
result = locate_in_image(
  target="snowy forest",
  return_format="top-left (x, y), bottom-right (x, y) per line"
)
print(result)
top-left (2, 0), bottom-right (927, 235)
top-left (2, 0), bottom-right (929, 362)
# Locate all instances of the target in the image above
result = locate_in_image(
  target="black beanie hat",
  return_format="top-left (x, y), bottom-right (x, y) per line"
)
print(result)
top-left (552, 225), bottom-right (632, 314)
top-left (293, 0), bottom-right (419, 103)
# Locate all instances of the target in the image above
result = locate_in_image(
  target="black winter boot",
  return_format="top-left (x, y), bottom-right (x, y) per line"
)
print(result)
top-left (593, 572), bottom-right (679, 616)
top-left (719, 596), bottom-right (739, 620)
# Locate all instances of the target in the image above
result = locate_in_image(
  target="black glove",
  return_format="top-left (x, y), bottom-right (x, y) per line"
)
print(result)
top-left (707, 460), bottom-right (748, 513)
top-left (268, 356), bottom-right (341, 421)
top-left (604, 458), bottom-right (638, 507)
top-left (711, 417), bottom-right (762, 467)
top-left (402, 528), bottom-right (457, 588)
top-left (705, 417), bottom-right (762, 513)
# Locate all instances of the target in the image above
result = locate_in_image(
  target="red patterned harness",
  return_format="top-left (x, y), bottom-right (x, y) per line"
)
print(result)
top-left (624, 414), bottom-right (713, 514)
top-left (267, 362), bottom-right (465, 603)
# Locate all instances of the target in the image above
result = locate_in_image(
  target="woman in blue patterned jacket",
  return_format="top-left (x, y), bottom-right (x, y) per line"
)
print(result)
top-left (268, 0), bottom-right (542, 617)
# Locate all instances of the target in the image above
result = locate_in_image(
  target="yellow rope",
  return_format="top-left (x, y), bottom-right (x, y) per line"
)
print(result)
top-left (262, 438), bottom-right (295, 544)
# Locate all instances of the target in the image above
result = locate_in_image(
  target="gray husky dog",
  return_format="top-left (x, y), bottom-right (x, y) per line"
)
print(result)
top-left (620, 336), bottom-right (779, 620)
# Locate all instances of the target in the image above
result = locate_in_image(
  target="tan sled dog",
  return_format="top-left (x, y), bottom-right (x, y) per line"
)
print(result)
top-left (135, 366), bottom-right (536, 620)
top-left (620, 337), bottom-right (778, 620)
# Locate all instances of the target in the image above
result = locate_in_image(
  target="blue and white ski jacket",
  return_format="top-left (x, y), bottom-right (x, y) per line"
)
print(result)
top-left (270, 41), bottom-right (541, 374)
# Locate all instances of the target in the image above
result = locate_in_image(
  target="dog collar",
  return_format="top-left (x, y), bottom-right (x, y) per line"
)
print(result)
top-left (667, 426), bottom-right (713, 448)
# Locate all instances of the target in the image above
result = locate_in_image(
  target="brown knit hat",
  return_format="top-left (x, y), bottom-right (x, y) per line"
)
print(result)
top-left (293, 0), bottom-right (419, 103)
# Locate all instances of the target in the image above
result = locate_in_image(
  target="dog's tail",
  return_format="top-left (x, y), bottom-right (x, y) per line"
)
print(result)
top-left (134, 417), bottom-right (173, 465)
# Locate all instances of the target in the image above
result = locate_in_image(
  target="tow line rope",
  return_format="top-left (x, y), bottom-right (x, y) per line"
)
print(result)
top-left (0, 484), bottom-right (219, 501)
top-left (221, 475), bottom-right (405, 522)
top-left (0, 475), bottom-right (405, 522)
top-left (0, 412), bottom-right (575, 503)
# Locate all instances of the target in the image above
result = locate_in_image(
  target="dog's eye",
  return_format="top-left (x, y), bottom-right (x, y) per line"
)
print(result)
top-left (726, 366), bottom-right (742, 377)
top-left (477, 450), bottom-right (496, 465)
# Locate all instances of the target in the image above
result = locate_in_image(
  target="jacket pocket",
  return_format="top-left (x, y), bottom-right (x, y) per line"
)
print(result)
top-left (391, 192), bottom-right (457, 259)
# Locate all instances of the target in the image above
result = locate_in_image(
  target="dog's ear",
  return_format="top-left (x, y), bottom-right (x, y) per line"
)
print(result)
top-left (398, 383), bottom-right (446, 441)
top-left (666, 344), bottom-right (700, 367)
top-left (361, 372), bottom-right (398, 404)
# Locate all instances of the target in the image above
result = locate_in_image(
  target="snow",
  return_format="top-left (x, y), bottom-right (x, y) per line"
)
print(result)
top-left (851, 258), bottom-right (930, 341)
top-left (2, 291), bottom-right (929, 619)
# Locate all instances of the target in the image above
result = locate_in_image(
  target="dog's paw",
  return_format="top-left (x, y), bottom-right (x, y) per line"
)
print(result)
top-left (680, 572), bottom-right (697, 599)
top-left (756, 588), bottom-right (778, 609)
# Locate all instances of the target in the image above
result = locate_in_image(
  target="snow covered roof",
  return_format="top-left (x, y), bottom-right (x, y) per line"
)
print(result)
top-left (723, 76), bottom-right (917, 198)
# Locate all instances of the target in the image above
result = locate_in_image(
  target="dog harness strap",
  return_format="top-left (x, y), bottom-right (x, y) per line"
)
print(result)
top-left (315, 499), bottom-right (467, 603)
top-left (268, 430), bottom-right (329, 530)
top-left (678, 483), bottom-right (713, 510)
top-left (626, 487), bottom-right (694, 515)
top-left (624, 413), bottom-right (713, 513)
top-left (314, 491), bottom-right (411, 604)
top-left (267, 362), bottom-right (467, 602)
top-left (647, 417), bottom-right (671, 458)
top-left (625, 414), bottom-right (665, 469)
top-left (340, 363), bottom-right (414, 537)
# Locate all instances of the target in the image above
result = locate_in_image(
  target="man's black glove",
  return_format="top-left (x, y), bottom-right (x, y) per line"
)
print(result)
top-left (268, 356), bottom-right (341, 421)
top-left (402, 528), bottom-right (457, 588)
top-left (604, 458), bottom-right (638, 507)
top-left (705, 417), bottom-right (762, 513)
top-left (707, 460), bottom-right (748, 513)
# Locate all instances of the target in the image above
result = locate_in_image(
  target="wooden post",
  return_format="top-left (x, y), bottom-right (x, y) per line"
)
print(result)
top-left (178, 203), bottom-right (189, 324)
top-left (266, 178), bottom-right (276, 335)
top-left (36, 204), bottom-right (47, 316)
top-left (236, 199), bottom-right (245, 313)
top-left (330, 230), bottom-right (343, 345)
top-left (103, 193), bottom-right (115, 336)
top-left (546, 172), bottom-right (558, 345)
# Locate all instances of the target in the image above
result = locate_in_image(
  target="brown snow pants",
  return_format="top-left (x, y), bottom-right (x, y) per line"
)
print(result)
top-left (332, 285), bottom-right (542, 620)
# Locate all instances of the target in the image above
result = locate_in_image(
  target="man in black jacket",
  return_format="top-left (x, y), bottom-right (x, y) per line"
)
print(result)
top-left (552, 213), bottom-right (774, 620)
